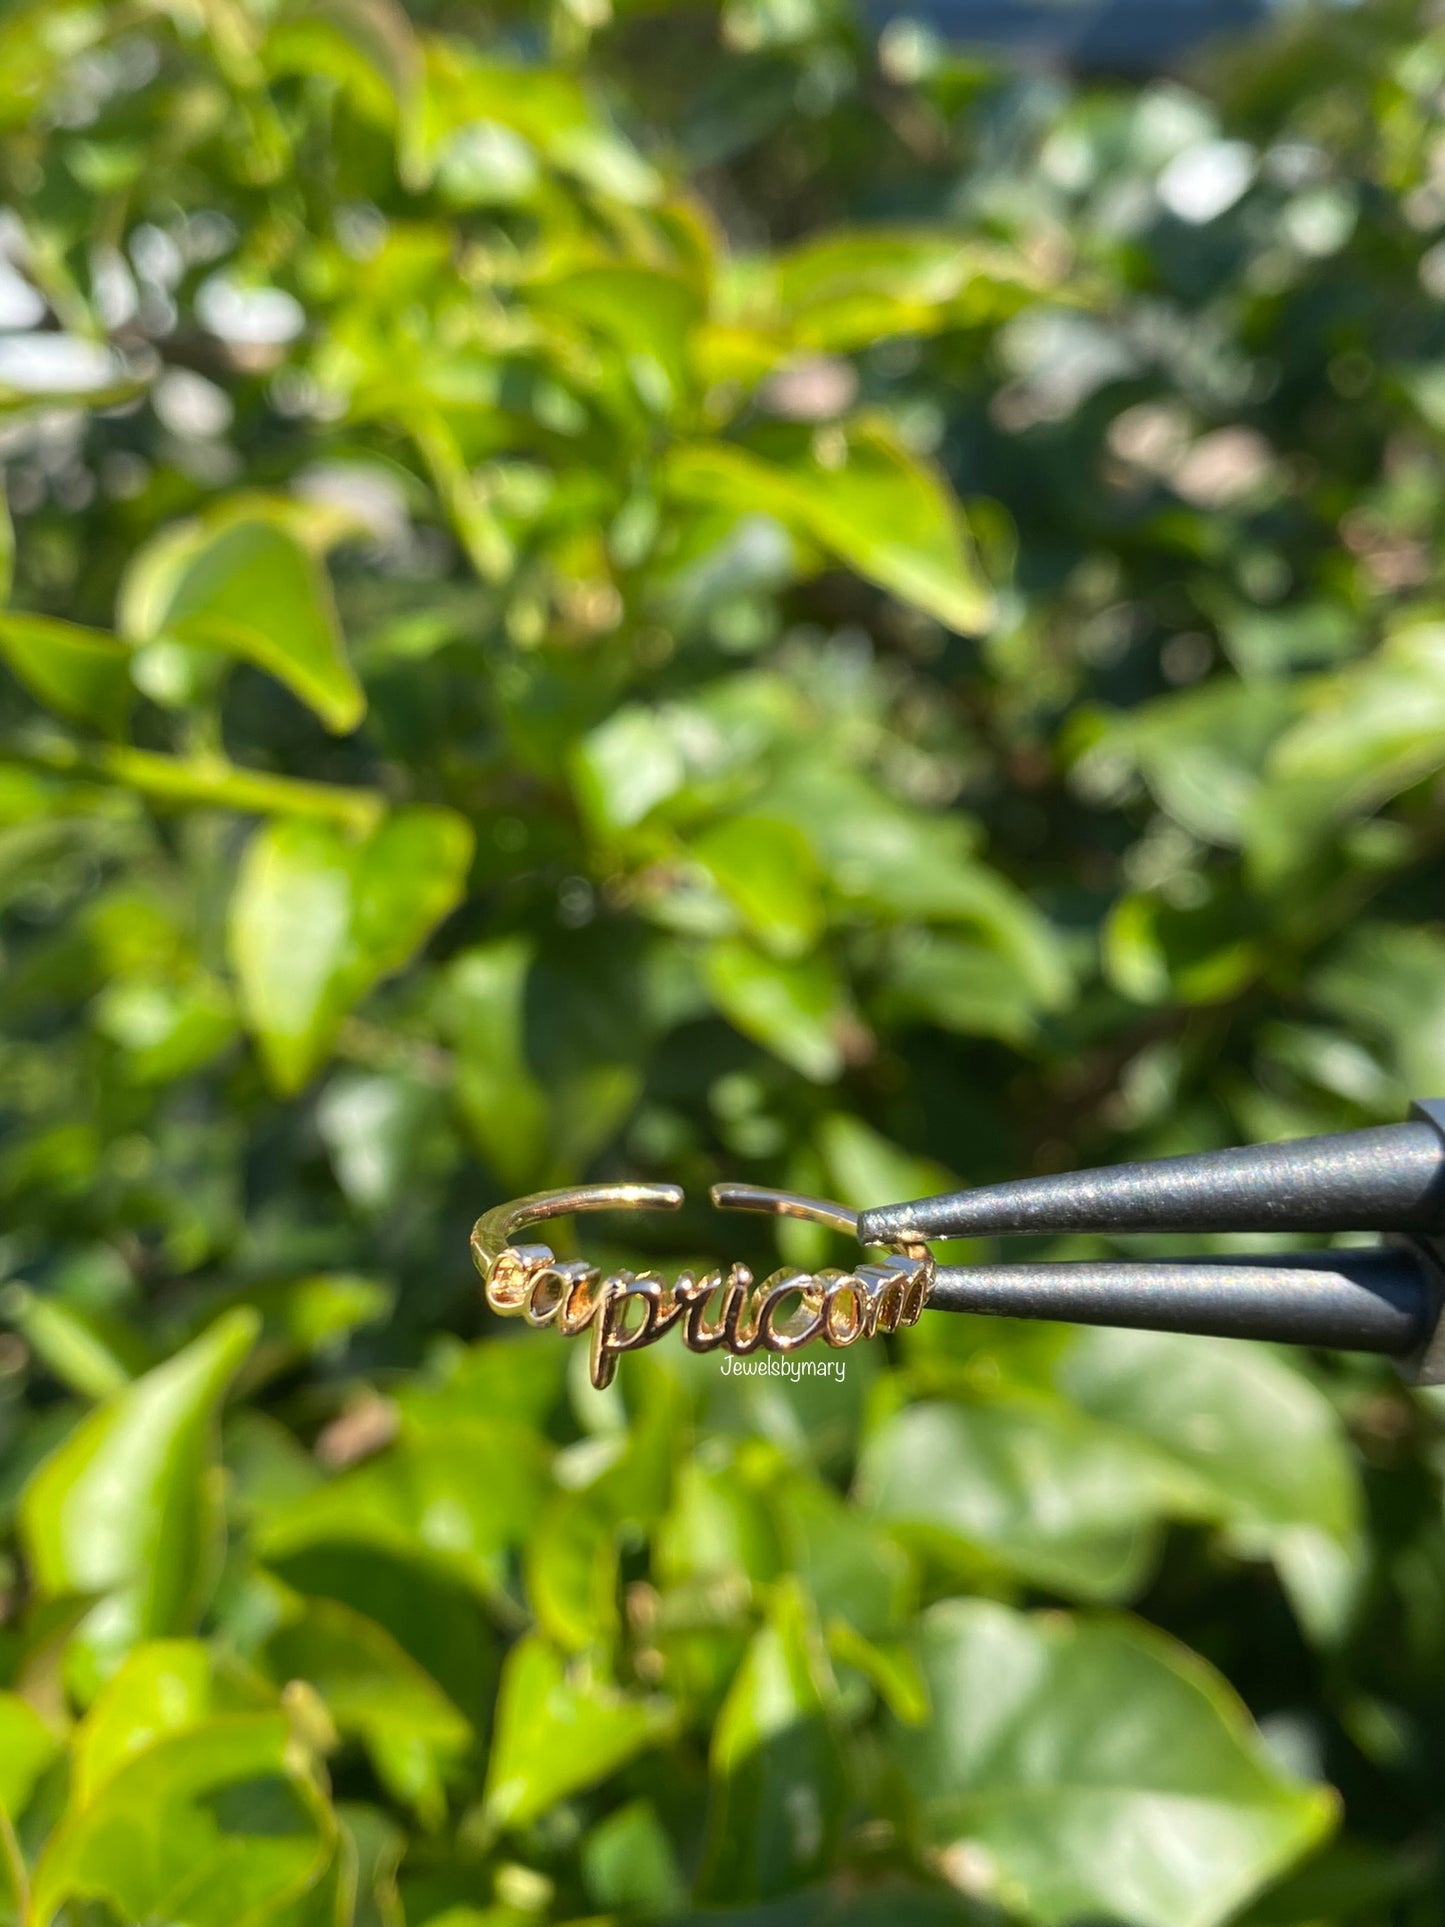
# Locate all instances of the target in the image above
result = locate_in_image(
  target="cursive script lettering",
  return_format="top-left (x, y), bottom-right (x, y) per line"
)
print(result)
top-left (483, 1243), bottom-right (932, 1388)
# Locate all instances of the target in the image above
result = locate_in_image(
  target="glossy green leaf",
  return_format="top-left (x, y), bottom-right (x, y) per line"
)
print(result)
top-left (228, 807), bottom-right (473, 1093)
top-left (776, 1470), bottom-right (913, 1640)
top-left (91, 970), bottom-right (239, 1085)
top-left (902, 1598), bottom-right (1334, 1927)
top-left (583, 1799), bottom-right (687, 1916)
top-left (1086, 681), bottom-right (1300, 847)
top-left (535, 265), bottom-right (700, 412)
top-left (254, 1419), bottom-right (550, 1603)
top-left (701, 938), bottom-right (851, 1081)
top-left (442, 940), bottom-right (550, 1190)
top-left (859, 1394), bottom-right (1197, 1600)
top-left (758, 230), bottom-right (1045, 350)
top-left (263, 1596), bottom-right (471, 1825)
top-left (0, 613), bottom-right (131, 732)
top-left (1310, 924), bottom-right (1445, 1094)
top-left (119, 512), bottom-right (364, 733)
top-left (881, 929), bottom-right (1067, 1045)
top-left (177, 1273), bottom-right (392, 1384)
top-left (1059, 1329), bottom-right (1363, 1641)
top-left (665, 425), bottom-right (991, 634)
top-left (1270, 619), bottom-right (1445, 814)
top-left (71, 1639), bottom-right (221, 1807)
top-left (341, 1802), bottom-right (406, 1927)
top-left (525, 1487), bottom-right (620, 1652)
top-left (30, 1713), bottom-right (336, 1927)
top-left (691, 815), bottom-right (824, 959)
top-left (698, 1579), bottom-right (843, 1902)
top-left (480, 1634), bottom-right (673, 1834)
top-left (262, 1539), bottom-right (496, 1733)
top-left (0, 1691), bottom-right (61, 1820)
top-left (1, 1283), bottom-right (142, 1399)
top-left (19, 1310), bottom-right (259, 1695)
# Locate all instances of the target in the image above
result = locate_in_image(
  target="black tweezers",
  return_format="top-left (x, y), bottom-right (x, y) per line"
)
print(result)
top-left (857, 1101), bottom-right (1445, 1381)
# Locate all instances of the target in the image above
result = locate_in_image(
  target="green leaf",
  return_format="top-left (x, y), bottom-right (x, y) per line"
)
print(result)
top-left (228, 807), bottom-right (473, 1093)
top-left (1310, 924), bottom-right (1445, 1094)
top-left (18, 1309), bottom-right (259, 1696)
top-left (776, 1470), bottom-right (914, 1641)
top-left (691, 815), bottom-right (824, 959)
top-left (0, 613), bottom-right (131, 732)
top-left (698, 1578), bottom-right (843, 1903)
top-left (1269, 618), bottom-right (1445, 814)
top-left (1059, 1329), bottom-right (1363, 1642)
top-left (881, 929), bottom-right (1062, 1046)
top-left (71, 1639), bottom-right (222, 1807)
top-left (91, 970), bottom-right (239, 1085)
top-left (442, 941), bottom-right (550, 1190)
top-left (759, 763), bottom-right (987, 921)
top-left (665, 424), bottom-right (991, 634)
top-left (21, 737), bottom-right (382, 829)
top-left (480, 1634), bottom-right (673, 1834)
top-left (859, 1395), bottom-right (1196, 1600)
top-left (582, 1800), bottom-right (687, 1916)
top-left (262, 1596), bottom-right (471, 1826)
top-left (755, 230), bottom-right (1046, 351)
top-left (1, 1282), bottom-right (145, 1399)
top-left (30, 1713), bottom-right (337, 1927)
top-left (254, 1419), bottom-right (550, 1605)
top-left (265, 0), bottom-right (423, 146)
top-left (535, 265), bottom-right (700, 413)
top-left (0, 1814), bottom-right (23, 1927)
top-left (526, 1488), bottom-right (621, 1653)
top-left (176, 1273), bottom-right (392, 1388)
top-left (817, 1113), bottom-right (954, 1225)
top-left (901, 1598), bottom-right (1334, 1927)
top-left (119, 511), bottom-right (364, 734)
top-left (701, 938), bottom-right (851, 1081)
top-left (262, 1540), bottom-right (496, 1733)
top-left (0, 1691), bottom-right (61, 1820)
top-left (1085, 681), bottom-right (1300, 847)
top-left (341, 1802), bottom-right (406, 1927)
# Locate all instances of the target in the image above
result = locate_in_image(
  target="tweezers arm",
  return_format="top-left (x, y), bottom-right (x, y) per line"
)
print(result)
top-left (860, 1106), bottom-right (1445, 1245)
top-left (929, 1246), bottom-right (1435, 1359)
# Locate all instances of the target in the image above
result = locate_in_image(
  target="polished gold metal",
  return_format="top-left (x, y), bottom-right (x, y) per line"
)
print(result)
top-left (470, 1181), bottom-right (934, 1389)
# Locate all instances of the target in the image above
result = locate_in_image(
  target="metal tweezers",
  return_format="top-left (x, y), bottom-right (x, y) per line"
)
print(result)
top-left (857, 1099), bottom-right (1445, 1382)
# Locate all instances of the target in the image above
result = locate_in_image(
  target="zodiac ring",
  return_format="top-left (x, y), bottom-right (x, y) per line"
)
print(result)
top-left (470, 1182), bottom-right (935, 1389)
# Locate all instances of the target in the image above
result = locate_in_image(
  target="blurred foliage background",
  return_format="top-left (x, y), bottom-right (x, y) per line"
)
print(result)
top-left (0, 0), bottom-right (1444, 1920)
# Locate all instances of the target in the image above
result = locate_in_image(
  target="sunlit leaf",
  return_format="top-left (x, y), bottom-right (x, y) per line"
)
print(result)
top-left (30, 1714), bottom-right (337, 1927)
top-left (19, 1310), bottom-right (259, 1697)
top-left (902, 1599), bottom-right (1334, 1927)
top-left (701, 938), bottom-right (852, 1081)
top-left (859, 1394), bottom-right (1198, 1600)
top-left (480, 1634), bottom-right (673, 1834)
top-left (441, 940), bottom-right (550, 1190)
top-left (697, 1579), bottom-right (843, 1903)
top-left (228, 808), bottom-right (473, 1093)
top-left (0, 1692), bottom-right (61, 1820)
top-left (254, 1419), bottom-right (551, 1604)
top-left (665, 424), bottom-right (991, 633)
top-left (690, 815), bottom-right (824, 959)
top-left (263, 1596), bottom-right (471, 1826)
top-left (119, 511), bottom-right (364, 734)
top-left (71, 1639), bottom-right (221, 1807)
top-left (1059, 1329), bottom-right (1364, 1643)
top-left (0, 613), bottom-right (131, 732)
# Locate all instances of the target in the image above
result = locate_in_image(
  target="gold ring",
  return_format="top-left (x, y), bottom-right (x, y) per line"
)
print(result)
top-left (469, 1182), bottom-right (934, 1389)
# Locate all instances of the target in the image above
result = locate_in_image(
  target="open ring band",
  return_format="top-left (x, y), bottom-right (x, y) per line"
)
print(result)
top-left (470, 1182), bottom-right (935, 1389)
